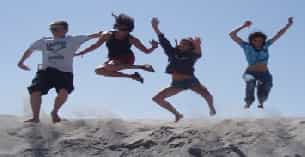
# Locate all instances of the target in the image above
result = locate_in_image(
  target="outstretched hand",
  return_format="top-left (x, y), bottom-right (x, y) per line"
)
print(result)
top-left (288, 17), bottom-right (293, 25)
top-left (243, 20), bottom-right (252, 28)
top-left (151, 17), bottom-right (159, 29)
top-left (191, 37), bottom-right (201, 46)
top-left (190, 37), bottom-right (202, 54)
top-left (150, 39), bottom-right (159, 49)
top-left (18, 62), bottom-right (30, 71)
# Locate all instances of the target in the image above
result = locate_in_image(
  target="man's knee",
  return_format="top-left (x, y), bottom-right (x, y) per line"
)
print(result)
top-left (31, 91), bottom-right (42, 96)
top-left (30, 91), bottom-right (42, 102)
top-left (57, 89), bottom-right (69, 100)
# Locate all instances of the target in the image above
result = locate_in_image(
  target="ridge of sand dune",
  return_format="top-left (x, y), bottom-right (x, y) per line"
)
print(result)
top-left (0, 116), bottom-right (305, 157)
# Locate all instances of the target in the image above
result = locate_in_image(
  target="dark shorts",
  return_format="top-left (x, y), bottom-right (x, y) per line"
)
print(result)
top-left (28, 67), bottom-right (74, 95)
top-left (108, 53), bottom-right (135, 65)
top-left (171, 76), bottom-right (200, 90)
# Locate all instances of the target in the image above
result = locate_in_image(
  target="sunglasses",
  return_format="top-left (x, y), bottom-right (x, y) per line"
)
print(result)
top-left (50, 26), bottom-right (64, 32)
top-left (117, 27), bottom-right (130, 32)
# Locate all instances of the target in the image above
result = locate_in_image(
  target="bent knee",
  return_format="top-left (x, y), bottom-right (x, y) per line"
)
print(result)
top-left (57, 89), bottom-right (69, 98)
top-left (31, 91), bottom-right (42, 96)
top-left (95, 67), bottom-right (109, 75)
top-left (152, 95), bottom-right (164, 103)
top-left (152, 96), bottom-right (159, 102)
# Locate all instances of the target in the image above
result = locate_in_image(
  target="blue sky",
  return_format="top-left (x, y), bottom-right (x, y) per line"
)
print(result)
top-left (1, 0), bottom-right (304, 120)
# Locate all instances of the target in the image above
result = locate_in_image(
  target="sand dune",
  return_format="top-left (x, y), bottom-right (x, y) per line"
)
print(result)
top-left (0, 116), bottom-right (304, 157)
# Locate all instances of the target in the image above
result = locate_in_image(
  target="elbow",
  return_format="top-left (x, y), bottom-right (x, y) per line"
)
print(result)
top-left (229, 31), bottom-right (237, 37)
top-left (229, 32), bottom-right (234, 38)
top-left (143, 48), bottom-right (154, 54)
top-left (24, 51), bottom-right (32, 58)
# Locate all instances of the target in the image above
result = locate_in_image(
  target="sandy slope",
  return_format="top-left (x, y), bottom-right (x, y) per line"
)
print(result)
top-left (0, 116), bottom-right (304, 157)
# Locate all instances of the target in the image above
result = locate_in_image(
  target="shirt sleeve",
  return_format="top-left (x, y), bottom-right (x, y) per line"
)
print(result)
top-left (28, 39), bottom-right (45, 51)
top-left (72, 35), bottom-right (91, 45)
top-left (158, 33), bottom-right (174, 57)
top-left (265, 39), bottom-right (273, 48)
top-left (238, 41), bottom-right (249, 49)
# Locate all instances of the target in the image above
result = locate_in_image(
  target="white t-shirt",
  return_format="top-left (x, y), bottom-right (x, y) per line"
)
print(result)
top-left (28, 35), bottom-right (90, 73)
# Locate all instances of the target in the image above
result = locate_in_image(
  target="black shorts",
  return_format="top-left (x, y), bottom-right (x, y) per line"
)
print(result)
top-left (171, 76), bottom-right (200, 90)
top-left (28, 67), bottom-right (74, 95)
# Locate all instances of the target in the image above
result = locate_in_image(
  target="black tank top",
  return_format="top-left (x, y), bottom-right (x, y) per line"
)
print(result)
top-left (106, 32), bottom-right (133, 58)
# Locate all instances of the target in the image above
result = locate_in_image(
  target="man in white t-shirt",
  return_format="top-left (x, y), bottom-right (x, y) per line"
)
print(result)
top-left (18, 21), bottom-right (101, 123)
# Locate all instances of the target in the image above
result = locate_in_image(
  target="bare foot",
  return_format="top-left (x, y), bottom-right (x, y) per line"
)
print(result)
top-left (51, 111), bottom-right (61, 123)
top-left (131, 72), bottom-right (144, 83)
top-left (175, 113), bottom-right (184, 123)
top-left (142, 64), bottom-right (155, 72)
top-left (24, 118), bottom-right (40, 123)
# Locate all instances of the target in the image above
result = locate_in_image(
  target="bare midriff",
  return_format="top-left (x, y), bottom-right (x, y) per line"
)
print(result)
top-left (247, 63), bottom-right (268, 72)
top-left (172, 71), bottom-right (193, 81)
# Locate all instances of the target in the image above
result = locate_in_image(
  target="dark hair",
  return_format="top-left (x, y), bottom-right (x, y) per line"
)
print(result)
top-left (178, 38), bottom-right (195, 51)
top-left (50, 21), bottom-right (69, 30)
top-left (248, 32), bottom-right (267, 45)
top-left (112, 13), bottom-right (135, 32)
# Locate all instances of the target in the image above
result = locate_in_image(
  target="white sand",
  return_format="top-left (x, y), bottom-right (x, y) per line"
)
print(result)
top-left (0, 116), bottom-right (304, 157)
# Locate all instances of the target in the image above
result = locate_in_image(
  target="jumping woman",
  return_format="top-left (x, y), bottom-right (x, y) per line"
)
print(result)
top-left (229, 17), bottom-right (293, 109)
top-left (151, 17), bottom-right (216, 122)
top-left (75, 13), bottom-right (158, 83)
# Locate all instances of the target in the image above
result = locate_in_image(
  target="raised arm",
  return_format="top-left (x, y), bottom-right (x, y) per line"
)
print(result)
top-left (17, 49), bottom-right (34, 71)
top-left (229, 21), bottom-right (252, 44)
top-left (191, 37), bottom-right (202, 56)
top-left (151, 17), bottom-right (162, 36)
top-left (270, 17), bottom-right (293, 43)
top-left (151, 17), bottom-right (174, 54)
top-left (75, 32), bottom-right (110, 57)
top-left (130, 37), bottom-right (158, 54)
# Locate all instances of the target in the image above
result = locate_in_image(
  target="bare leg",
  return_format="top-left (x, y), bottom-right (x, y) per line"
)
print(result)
top-left (51, 89), bottom-right (68, 123)
top-left (112, 64), bottom-right (155, 72)
top-left (152, 87), bottom-right (184, 122)
top-left (24, 91), bottom-right (42, 123)
top-left (95, 64), bottom-right (144, 83)
top-left (190, 84), bottom-right (216, 116)
top-left (103, 60), bottom-right (154, 72)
